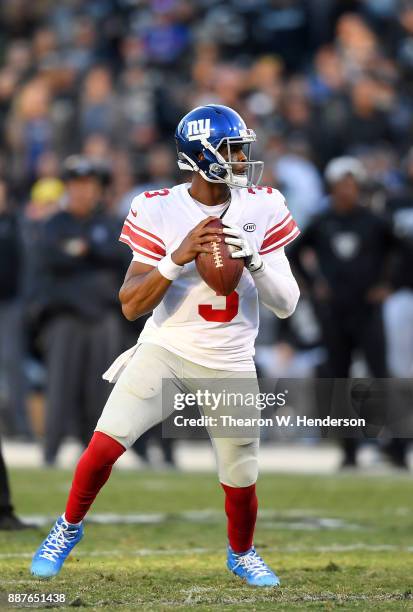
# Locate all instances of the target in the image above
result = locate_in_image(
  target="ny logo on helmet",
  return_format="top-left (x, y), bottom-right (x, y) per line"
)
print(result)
top-left (187, 118), bottom-right (211, 141)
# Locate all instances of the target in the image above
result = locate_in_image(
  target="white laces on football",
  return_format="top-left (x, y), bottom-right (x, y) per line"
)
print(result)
top-left (39, 520), bottom-right (78, 562)
top-left (233, 549), bottom-right (272, 578)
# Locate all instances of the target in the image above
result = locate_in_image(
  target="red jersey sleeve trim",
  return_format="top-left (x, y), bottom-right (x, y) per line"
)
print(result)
top-left (261, 218), bottom-right (298, 251)
top-left (264, 212), bottom-right (291, 238)
top-left (259, 226), bottom-right (300, 255)
top-left (120, 223), bottom-right (166, 257)
top-left (119, 234), bottom-right (164, 261)
top-left (125, 217), bottom-right (165, 248)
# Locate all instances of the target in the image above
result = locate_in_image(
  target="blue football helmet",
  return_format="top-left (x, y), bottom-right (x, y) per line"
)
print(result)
top-left (175, 104), bottom-right (263, 188)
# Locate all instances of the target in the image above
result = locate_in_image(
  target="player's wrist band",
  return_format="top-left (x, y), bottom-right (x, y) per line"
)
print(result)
top-left (157, 253), bottom-right (184, 281)
top-left (249, 260), bottom-right (265, 274)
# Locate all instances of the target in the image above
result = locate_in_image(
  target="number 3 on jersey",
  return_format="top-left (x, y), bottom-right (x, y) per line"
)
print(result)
top-left (144, 189), bottom-right (170, 198)
top-left (198, 291), bottom-right (239, 322)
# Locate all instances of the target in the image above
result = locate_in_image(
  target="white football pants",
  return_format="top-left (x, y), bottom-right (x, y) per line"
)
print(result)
top-left (95, 343), bottom-right (260, 487)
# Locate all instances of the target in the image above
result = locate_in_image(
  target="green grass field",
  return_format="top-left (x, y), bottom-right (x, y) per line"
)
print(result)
top-left (0, 468), bottom-right (412, 610)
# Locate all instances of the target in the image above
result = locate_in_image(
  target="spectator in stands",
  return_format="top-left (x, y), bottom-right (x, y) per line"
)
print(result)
top-left (26, 177), bottom-right (64, 221)
top-left (79, 66), bottom-right (118, 141)
top-left (6, 78), bottom-right (54, 192)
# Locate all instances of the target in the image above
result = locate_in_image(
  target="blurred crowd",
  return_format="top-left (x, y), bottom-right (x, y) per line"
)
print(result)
top-left (1, 0), bottom-right (413, 468)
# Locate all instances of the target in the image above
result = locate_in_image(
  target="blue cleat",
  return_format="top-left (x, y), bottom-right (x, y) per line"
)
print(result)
top-left (31, 515), bottom-right (83, 579)
top-left (227, 545), bottom-right (280, 587)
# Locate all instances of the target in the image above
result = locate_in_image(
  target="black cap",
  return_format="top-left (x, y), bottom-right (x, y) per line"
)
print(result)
top-left (61, 155), bottom-right (112, 186)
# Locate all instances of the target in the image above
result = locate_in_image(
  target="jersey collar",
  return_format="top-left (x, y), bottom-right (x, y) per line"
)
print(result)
top-left (180, 182), bottom-right (244, 226)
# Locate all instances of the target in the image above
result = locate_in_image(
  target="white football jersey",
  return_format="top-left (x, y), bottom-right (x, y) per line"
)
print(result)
top-left (119, 182), bottom-right (300, 370)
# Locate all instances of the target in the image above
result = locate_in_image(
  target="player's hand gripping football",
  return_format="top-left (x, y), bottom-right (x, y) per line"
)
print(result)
top-left (223, 224), bottom-right (263, 273)
top-left (172, 216), bottom-right (223, 266)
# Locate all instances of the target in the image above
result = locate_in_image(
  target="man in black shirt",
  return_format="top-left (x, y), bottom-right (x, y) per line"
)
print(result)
top-left (0, 179), bottom-right (30, 437)
top-left (289, 157), bottom-right (403, 467)
top-left (0, 179), bottom-right (35, 529)
top-left (35, 156), bottom-right (129, 465)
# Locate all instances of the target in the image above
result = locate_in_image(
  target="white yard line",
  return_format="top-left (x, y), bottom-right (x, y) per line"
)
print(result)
top-left (3, 439), bottom-right (413, 473)
top-left (1, 543), bottom-right (412, 562)
top-left (17, 510), bottom-right (362, 531)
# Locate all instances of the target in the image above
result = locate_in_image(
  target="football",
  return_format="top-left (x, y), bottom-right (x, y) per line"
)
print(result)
top-left (196, 217), bottom-right (244, 296)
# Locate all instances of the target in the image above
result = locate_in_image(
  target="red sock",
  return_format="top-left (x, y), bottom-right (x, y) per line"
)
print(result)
top-left (65, 432), bottom-right (125, 524)
top-left (221, 483), bottom-right (258, 553)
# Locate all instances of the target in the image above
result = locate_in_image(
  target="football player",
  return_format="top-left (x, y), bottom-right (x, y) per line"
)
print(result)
top-left (31, 105), bottom-right (300, 587)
